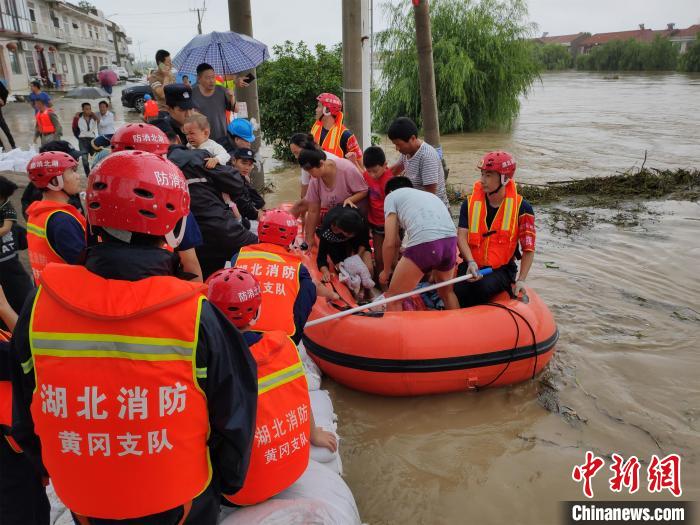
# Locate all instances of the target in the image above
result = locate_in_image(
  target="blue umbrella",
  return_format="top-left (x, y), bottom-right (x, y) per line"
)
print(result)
top-left (173, 31), bottom-right (269, 77)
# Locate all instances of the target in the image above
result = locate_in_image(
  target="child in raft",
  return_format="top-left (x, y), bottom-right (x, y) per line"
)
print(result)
top-left (379, 177), bottom-right (459, 311)
top-left (361, 146), bottom-right (394, 284)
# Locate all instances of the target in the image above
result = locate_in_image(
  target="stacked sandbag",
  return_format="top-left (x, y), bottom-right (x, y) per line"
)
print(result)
top-left (219, 460), bottom-right (361, 525)
top-left (0, 147), bottom-right (38, 172)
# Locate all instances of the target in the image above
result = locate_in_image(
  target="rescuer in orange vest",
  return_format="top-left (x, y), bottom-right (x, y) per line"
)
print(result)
top-left (25, 151), bottom-right (87, 284)
top-left (311, 93), bottom-right (363, 171)
top-left (33, 98), bottom-right (62, 146)
top-left (0, 285), bottom-right (50, 525)
top-left (206, 267), bottom-right (337, 506)
top-left (9, 150), bottom-right (258, 524)
top-left (455, 151), bottom-right (537, 307)
top-left (142, 94), bottom-right (160, 121)
top-left (231, 208), bottom-right (338, 344)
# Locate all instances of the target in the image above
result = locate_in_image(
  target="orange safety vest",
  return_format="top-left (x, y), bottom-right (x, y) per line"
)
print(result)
top-left (26, 201), bottom-right (87, 284)
top-left (143, 99), bottom-right (160, 119)
top-left (28, 264), bottom-right (211, 519)
top-left (224, 330), bottom-right (309, 505)
top-left (310, 112), bottom-right (349, 158)
top-left (467, 180), bottom-right (522, 270)
top-left (36, 109), bottom-right (56, 134)
top-left (0, 329), bottom-right (22, 453)
top-left (236, 243), bottom-right (301, 337)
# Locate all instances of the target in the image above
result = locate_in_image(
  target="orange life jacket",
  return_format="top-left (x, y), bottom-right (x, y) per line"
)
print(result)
top-left (467, 180), bottom-right (522, 270)
top-left (36, 109), bottom-right (56, 134)
top-left (224, 330), bottom-right (309, 505)
top-left (143, 99), bottom-right (159, 119)
top-left (236, 243), bottom-right (301, 337)
top-left (29, 264), bottom-right (211, 519)
top-left (26, 201), bottom-right (87, 284)
top-left (311, 112), bottom-right (349, 158)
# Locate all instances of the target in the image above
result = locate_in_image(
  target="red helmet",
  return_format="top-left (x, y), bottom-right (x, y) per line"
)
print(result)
top-left (478, 151), bottom-right (516, 183)
top-left (86, 150), bottom-right (190, 244)
top-left (317, 92), bottom-right (342, 117)
top-left (258, 209), bottom-right (298, 247)
top-left (206, 267), bottom-right (262, 329)
top-left (111, 123), bottom-right (170, 156)
top-left (26, 151), bottom-right (78, 190)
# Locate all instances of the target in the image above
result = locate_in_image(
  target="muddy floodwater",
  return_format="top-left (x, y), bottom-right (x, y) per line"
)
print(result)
top-left (1, 72), bottom-right (698, 524)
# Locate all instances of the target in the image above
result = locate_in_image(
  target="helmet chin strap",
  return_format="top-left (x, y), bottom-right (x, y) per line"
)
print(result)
top-left (487, 175), bottom-right (509, 196)
top-left (47, 175), bottom-right (64, 192)
top-left (164, 213), bottom-right (188, 248)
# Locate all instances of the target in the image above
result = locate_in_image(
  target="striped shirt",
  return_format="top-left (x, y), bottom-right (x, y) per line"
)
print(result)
top-left (398, 141), bottom-right (449, 207)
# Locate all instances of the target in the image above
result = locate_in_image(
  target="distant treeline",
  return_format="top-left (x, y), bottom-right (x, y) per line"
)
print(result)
top-left (532, 35), bottom-right (700, 72)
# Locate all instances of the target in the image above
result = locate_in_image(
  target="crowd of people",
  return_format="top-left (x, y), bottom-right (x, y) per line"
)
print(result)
top-left (0, 47), bottom-right (538, 524)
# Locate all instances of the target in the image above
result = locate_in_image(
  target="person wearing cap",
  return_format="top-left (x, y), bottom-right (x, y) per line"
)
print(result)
top-left (147, 49), bottom-right (176, 112)
top-left (25, 151), bottom-right (87, 284)
top-left (21, 141), bottom-right (84, 218)
top-left (142, 93), bottom-right (159, 121)
top-left (164, 83), bottom-right (195, 146)
top-left (10, 150), bottom-right (258, 524)
top-left (150, 118), bottom-right (258, 279)
top-left (89, 135), bottom-right (112, 168)
top-left (232, 147), bottom-right (265, 217)
top-left (226, 118), bottom-right (255, 152)
top-left (311, 93), bottom-right (363, 171)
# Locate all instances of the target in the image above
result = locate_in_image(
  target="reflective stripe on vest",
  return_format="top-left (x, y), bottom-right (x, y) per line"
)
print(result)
top-left (225, 331), bottom-right (309, 506)
top-left (26, 202), bottom-right (87, 284)
top-left (28, 265), bottom-right (211, 519)
top-left (311, 112), bottom-right (348, 158)
top-left (36, 110), bottom-right (56, 134)
top-left (237, 243), bottom-right (301, 337)
top-left (467, 181), bottom-right (521, 270)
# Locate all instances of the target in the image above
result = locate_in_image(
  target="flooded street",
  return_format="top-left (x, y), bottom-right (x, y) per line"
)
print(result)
top-left (1, 72), bottom-right (699, 524)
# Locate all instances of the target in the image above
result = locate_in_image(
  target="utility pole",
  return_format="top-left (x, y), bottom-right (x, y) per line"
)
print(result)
top-left (229, 0), bottom-right (264, 190)
top-left (190, 1), bottom-right (206, 35)
top-left (342, 0), bottom-right (362, 148)
top-left (413, 0), bottom-right (441, 150)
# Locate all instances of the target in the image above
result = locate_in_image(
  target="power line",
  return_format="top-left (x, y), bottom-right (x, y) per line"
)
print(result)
top-left (190, 0), bottom-right (206, 35)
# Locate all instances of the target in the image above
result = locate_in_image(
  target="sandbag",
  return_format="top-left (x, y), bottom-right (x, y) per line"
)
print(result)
top-left (0, 160), bottom-right (14, 171)
top-left (219, 460), bottom-right (361, 525)
top-left (298, 341), bottom-right (321, 391)
top-left (309, 389), bottom-right (342, 474)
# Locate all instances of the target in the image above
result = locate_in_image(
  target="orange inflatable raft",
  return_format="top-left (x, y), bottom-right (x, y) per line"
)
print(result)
top-left (300, 253), bottom-right (559, 397)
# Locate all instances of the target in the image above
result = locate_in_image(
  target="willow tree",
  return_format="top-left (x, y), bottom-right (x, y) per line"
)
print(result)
top-left (374, 0), bottom-right (539, 133)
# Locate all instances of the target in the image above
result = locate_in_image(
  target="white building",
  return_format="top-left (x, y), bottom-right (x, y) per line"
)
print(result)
top-left (0, 0), bottom-right (134, 93)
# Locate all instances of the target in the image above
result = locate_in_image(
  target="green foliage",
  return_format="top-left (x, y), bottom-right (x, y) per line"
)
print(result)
top-left (374, 0), bottom-right (539, 134)
top-left (576, 36), bottom-right (679, 71)
top-left (679, 35), bottom-right (700, 72)
top-left (531, 43), bottom-right (574, 70)
top-left (77, 1), bottom-right (96, 14)
top-left (257, 41), bottom-right (342, 161)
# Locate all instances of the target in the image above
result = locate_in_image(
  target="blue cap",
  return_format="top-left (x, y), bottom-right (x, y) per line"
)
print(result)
top-left (144, 94), bottom-right (151, 101)
top-left (227, 118), bottom-right (255, 143)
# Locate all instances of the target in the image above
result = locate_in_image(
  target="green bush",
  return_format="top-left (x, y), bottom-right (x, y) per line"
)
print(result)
top-left (576, 36), bottom-right (679, 71)
top-left (373, 0), bottom-right (539, 134)
top-left (531, 43), bottom-right (573, 70)
top-left (679, 35), bottom-right (700, 72)
top-left (257, 41), bottom-right (342, 161)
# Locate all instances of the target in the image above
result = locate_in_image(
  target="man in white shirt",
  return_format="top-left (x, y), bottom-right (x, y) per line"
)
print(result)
top-left (96, 100), bottom-right (116, 137)
top-left (77, 102), bottom-right (98, 174)
top-left (388, 117), bottom-right (449, 207)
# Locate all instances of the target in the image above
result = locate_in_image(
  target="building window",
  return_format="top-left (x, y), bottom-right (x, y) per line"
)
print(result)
top-left (9, 49), bottom-right (22, 75)
top-left (24, 51), bottom-right (37, 76)
top-left (63, 16), bottom-right (69, 33)
top-left (79, 54), bottom-right (85, 73)
top-left (72, 22), bottom-right (78, 29)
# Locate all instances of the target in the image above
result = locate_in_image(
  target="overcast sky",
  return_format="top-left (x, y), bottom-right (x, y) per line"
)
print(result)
top-left (92, 0), bottom-right (700, 64)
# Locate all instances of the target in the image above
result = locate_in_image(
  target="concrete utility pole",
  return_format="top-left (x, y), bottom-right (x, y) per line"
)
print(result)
top-left (413, 0), bottom-right (441, 150)
top-left (191, 1), bottom-right (206, 35)
top-left (342, 0), bottom-right (363, 148)
top-left (229, 0), bottom-right (265, 190)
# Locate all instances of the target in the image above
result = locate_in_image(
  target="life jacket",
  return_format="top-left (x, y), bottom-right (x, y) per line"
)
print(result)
top-left (311, 112), bottom-right (348, 158)
top-left (28, 264), bottom-right (211, 519)
top-left (236, 243), bottom-right (301, 337)
top-left (0, 330), bottom-right (22, 453)
top-left (143, 99), bottom-right (159, 119)
top-left (26, 200), bottom-right (87, 284)
top-left (467, 180), bottom-right (522, 270)
top-left (224, 331), bottom-right (309, 505)
top-left (36, 109), bottom-right (56, 134)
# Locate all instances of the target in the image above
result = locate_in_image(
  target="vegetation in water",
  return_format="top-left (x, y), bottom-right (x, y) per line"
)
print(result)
top-left (373, 0), bottom-right (539, 134)
top-left (679, 35), bottom-right (700, 72)
top-left (575, 36), bottom-right (679, 71)
top-left (531, 43), bottom-right (574, 70)
top-left (257, 42), bottom-right (342, 161)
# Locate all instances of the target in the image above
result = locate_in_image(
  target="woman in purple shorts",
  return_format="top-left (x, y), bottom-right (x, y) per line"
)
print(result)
top-left (379, 177), bottom-right (459, 311)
